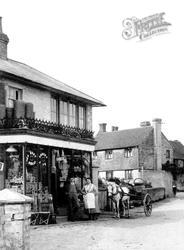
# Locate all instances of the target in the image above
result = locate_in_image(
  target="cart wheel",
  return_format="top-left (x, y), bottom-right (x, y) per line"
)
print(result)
top-left (143, 193), bottom-right (152, 216)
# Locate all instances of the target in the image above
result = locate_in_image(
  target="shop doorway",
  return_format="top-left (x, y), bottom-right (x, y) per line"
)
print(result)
top-left (50, 149), bottom-right (91, 215)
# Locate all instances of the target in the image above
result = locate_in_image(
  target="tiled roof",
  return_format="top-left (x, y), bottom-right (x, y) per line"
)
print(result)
top-left (169, 140), bottom-right (184, 159)
top-left (95, 126), bottom-right (153, 151)
top-left (0, 58), bottom-right (105, 107)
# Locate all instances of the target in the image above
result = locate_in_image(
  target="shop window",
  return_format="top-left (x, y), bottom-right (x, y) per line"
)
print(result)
top-left (124, 148), bottom-right (133, 158)
top-left (5, 145), bottom-right (23, 193)
top-left (26, 148), bottom-right (38, 195)
top-left (166, 150), bottom-right (170, 159)
top-left (105, 150), bottom-right (113, 160)
top-left (8, 86), bottom-right (22, 108)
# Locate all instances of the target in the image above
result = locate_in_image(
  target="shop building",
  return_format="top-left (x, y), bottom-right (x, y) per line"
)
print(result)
top-left (0, 18), bottom-right (104, 215)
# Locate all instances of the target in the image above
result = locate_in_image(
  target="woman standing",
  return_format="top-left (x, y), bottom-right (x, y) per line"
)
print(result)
top-left (82, 177), bottom-right (97, 220)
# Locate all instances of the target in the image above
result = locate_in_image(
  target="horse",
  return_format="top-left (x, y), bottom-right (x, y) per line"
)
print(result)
top-left (103, 179), bottom-right (130, 218)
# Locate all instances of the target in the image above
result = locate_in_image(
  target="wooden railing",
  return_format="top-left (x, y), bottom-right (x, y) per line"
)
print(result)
top-left (0, 118), bottom-right (94, 140)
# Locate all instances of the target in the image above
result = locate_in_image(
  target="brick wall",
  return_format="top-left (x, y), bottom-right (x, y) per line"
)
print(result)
top-left (94, 147), bottom-right (139, 172)
top-left (139, 131), bottom-right (173, 170)
top-left (143, 170), bottom-right (173, 197)
top-left (0, 203), bottom-right (31, 249)
top-left (139, 130), bottom-right (154, 170)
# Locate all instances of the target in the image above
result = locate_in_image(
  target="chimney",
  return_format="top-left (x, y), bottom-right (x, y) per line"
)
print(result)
top-left (152, 118), bottom-right (162, 170)
top-left (140, 121), bottom-right (151, 127)
top-left (0, 17), bottom-right (9, 60)
top-left (112, 126), bottom-right (118, 132)
top-left (99, 123), bottom-right (107, 133)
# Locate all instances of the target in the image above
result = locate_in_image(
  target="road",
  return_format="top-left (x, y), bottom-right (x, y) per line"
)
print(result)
top-left (30, 192), bottom-right (184, 250)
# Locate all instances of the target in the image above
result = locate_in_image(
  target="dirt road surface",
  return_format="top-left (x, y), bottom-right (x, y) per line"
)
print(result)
top-left (30, 192), bottom-right (184, 250)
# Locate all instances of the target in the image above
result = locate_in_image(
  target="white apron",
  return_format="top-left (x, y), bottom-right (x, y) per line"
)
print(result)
top-left (83, 184), bottom-right (95, 209)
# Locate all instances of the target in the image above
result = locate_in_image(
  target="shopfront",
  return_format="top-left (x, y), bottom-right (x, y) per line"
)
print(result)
top-left (0, 140), bottom-right (93, 215)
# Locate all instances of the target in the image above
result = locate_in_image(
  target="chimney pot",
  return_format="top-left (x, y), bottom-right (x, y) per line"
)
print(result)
top-left (99, 123), bottom-right (107, 133)
top-left (112, 126), bottom-right (119, 131)
top-left (140, 121), bottom-right (151, 127)
top-left (152, 118), bottom-right (162, 124)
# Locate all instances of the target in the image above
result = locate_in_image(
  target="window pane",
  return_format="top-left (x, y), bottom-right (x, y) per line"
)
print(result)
top-left (79, 106), bottom-right (85, 129)
top-left (113, 171), bottom-right (125, 179)
top-left (105, 150), bottom-right (113, 159)
top-left (60, 101), bottom-right (68, 125)
top-left (99, 171), bottom-right (106, 179)
top-left (51, 97), bottom-right (57, 123)
top-left (8, 99), bottom-right (14, 108)
top-left (8, 87), bottom-right (22, 108)
top-left (69, 103), bottom-right (76, 127)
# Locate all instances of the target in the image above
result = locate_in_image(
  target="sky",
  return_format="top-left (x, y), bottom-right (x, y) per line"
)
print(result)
top-left (1, 0), bottom-right (184, 142)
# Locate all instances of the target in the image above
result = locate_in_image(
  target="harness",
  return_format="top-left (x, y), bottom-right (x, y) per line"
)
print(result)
top-left (108, 183), bottom-right (121, 196)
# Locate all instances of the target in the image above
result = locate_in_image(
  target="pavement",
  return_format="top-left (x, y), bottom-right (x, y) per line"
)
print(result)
top-left (30, 192), bottom-right (184, 250)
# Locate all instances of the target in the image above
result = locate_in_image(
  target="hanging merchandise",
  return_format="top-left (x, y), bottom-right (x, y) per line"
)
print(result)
top-left (39, 152), bottom-right (48, 166)
top-left (60, 163), bottom-right (69, 181)
top-left (56, 149), bottom-right (67, 164)
top-left (26, 151), bottom-right (36, 166)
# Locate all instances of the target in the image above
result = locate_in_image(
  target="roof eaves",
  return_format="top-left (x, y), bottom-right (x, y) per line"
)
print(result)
top-left (0, 69), bottom-right (105, 107)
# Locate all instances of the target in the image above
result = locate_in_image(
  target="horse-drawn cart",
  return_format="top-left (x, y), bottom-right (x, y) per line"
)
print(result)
top-left (105, 178), bottom-right (152, 218)
top-left (125, 178), bottom-right (152, 217)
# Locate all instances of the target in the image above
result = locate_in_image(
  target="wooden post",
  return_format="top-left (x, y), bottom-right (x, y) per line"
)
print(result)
top-left (36, 144), bottom-right (40, 211)
top-left (48, 146), bottom-right (51, 193)
top-left (22, 143), bottom-right (26, 195)
top-left (90, 152), bottom-right (92, 180)
top-left (80, 150), bottom-right (83, 188)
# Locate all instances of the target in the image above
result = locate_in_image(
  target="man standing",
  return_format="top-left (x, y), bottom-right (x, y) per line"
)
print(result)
top-left (66, 178), bottom-right (80, 221)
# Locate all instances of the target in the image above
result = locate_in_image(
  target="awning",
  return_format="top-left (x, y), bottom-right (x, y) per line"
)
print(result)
top-left (0, 134), bottom-right (95, 152)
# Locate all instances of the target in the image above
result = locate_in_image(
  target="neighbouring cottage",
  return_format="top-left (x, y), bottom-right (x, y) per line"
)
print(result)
top-left (169, 140), bottom-right (184, 191)
top-left (0, 17), bottom-right (105, 216)
top-left (93, 119), bottom-right (174, 197)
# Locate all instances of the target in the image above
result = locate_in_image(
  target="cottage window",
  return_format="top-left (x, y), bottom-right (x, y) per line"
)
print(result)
top-left (113, 170), bottom-right (125, 179)
top-left (93, 151), bottom-right (97, 159)
top-left (99, 171), bottom-right (106, 179)
top-left (8, 86), bottom-right (22, 108)
top-left (166, 150), bottom-right (170, 159)
top-left (105, 150), bottom-right (113, 159)
top-left (125, 170), bottom-right (133, 180)
top-left (124, 148), bottom-right (133, 158)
